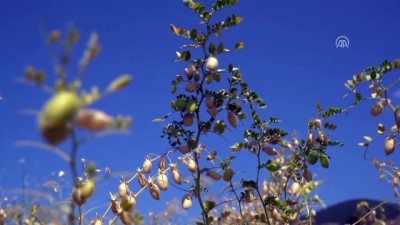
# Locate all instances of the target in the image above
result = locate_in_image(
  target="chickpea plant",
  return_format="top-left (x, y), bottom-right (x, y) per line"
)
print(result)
top-left (0, 1), bottom-right (355, 225)
top-left (14, 26), bottom-right (133, 225)
top-left (150, 0), bottom-right (343, 224)
top-left (342, 59), bottom-right (400, 198)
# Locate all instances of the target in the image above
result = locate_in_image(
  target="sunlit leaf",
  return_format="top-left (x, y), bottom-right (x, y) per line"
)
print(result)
top-left (233, 15), bottom-right (243, 25)
top-left (153, 118), bottom-right (165, 122)
top-left (235, 42), bottom-right (244, 50)
top-left (107, 74), bottom-right (132, 92)
top-left (358, 142), bottom-right (369, 147)
top-left (170, 24), bottom-right (187, 36)
top-left (363, 136), bottom-right (373, 142)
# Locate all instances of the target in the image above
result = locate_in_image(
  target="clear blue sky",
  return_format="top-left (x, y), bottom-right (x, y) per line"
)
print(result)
top-left (1, 0), bottom-right (400, 222)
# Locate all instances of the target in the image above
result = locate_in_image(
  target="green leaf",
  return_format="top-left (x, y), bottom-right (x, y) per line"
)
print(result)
top-left (233, 15), bottom-right (243, 25)
top-left (217, 43), bottom-right (225, 53)
top-left (205, 201), bottom-right (216, 211)
top-left (180, 51), bottom-right (191, 61)
top-left (370, 70), bottom-right (377, 80)
top-left (208, 43), bottom-right (216, 54)
top-left (230, 0), bottom-right (239, 5)
top-left (189, 29), bottom-right (197, 39)
top-left (322, 107), bottom-right (343, 118)
top-left (235, 41), bottom-right (244, 50)
top-left (355, 92), bottom-right (362, 102)
top-left (258, 103), bottom-right (267, 109)
top-left (213, 73), bottom-right (221, 82)
top-left (266, 160), bottom-right (280, 172)
top-left (308, 151), bottom-right (319, 165)
top-left (319, 154), bottom-right (330, 168)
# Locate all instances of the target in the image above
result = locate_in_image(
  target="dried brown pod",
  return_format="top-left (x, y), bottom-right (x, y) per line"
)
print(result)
top-left (157, 172), bottom-right (169, 191)
top-left (227, 111), bottom-right (238, 128)
top-left (207, 171), bottom-right (222, 181)
top-left (149, 182), bottom-right (161, 200)
top-left (173, 169), bottom-right (183, 185)
top-left (384, 135), bottom-right (396, 155)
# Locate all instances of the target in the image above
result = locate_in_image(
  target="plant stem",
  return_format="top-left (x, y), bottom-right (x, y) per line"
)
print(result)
top-left (229, 181), bottom-right (248, 225)
top-left (68, 130), bottom-right (80, 225)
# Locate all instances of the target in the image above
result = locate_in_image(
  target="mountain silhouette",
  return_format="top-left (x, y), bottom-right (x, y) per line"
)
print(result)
top-left (314, 198), bottom-right (400, 225)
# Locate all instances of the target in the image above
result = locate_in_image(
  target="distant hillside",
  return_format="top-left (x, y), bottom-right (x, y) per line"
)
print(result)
top-left (314, 199), bottom-right (400, 225)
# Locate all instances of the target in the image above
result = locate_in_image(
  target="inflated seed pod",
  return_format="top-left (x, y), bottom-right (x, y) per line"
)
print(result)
top-left (149, 182), bottom-right (160, 200)
top-left (118, 182), bottom-right (130, 198)
top-left (142, 158), bottom-right (152, 173)
top-left (181, 194), bottom-right (192, 210)
top-left (72, 187), bottom-right (86, 206)
top-left (158, 158), bottom-right (167, 171)
top-left (173, 169), bottom-right (183, 185)
top-left (207, 171), bottom-right (222, 181)
top-left (157, 172), bottom-right (169, 191)
top-left (120, 195), bottom-right (136, 212)
top-left (186, 158), bottom-right (197, 173)
top-left (138, 173), bottom-right (147, 188)
top-left (80, 180), bottom-right (95, 199)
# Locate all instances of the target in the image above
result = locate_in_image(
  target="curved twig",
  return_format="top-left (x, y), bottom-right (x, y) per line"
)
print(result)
top-left (15, 140), bottom-right (71, 163)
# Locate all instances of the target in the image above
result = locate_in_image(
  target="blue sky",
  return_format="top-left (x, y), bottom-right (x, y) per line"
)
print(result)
top-left (1, 0), bottom-right (400, 222)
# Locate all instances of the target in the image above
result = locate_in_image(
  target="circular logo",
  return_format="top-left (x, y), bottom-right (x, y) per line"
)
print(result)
top-left (335, 36), bottom-right (350, 48)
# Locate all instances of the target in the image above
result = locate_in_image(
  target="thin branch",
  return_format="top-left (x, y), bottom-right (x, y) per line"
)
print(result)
top-left (15, 140), bottom-right (71, 163)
